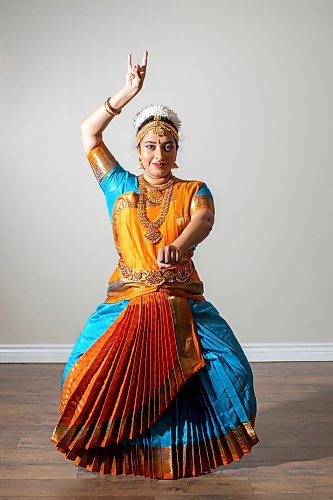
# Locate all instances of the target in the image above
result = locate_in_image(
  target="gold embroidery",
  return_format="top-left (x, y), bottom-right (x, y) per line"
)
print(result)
top-left (112, 194), bottom-right (139, 258)
top-left (117, 259), bottom-right (194, 286)
top-left (190, 194), bottom-right (215, 215)
top-left (87, 141), bottom-right (117, 182)
top-left (51, 412), bottom-right (259, 478)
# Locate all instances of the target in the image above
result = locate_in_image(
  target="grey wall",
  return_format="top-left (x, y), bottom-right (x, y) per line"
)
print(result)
top-left (0, 0), bottom-right (332, 345)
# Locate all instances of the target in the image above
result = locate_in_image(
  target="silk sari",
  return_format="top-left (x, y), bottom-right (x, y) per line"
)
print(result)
top-left (50, 142), bottom-right (259, 479)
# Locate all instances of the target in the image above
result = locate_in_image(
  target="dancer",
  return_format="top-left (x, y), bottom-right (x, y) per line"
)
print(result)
top-left (51, 50), bottom-right (260, 479)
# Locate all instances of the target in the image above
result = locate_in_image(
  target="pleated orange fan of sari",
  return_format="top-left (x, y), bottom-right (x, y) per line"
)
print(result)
top-left (51, 291), bottom-right (205, 452)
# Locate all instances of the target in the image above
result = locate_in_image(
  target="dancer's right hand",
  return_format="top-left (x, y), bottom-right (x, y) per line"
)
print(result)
top-left (125, 50), bottom-right (148, 95)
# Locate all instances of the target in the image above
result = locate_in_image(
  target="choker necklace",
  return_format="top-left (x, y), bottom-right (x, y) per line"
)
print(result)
top-left (139, 174), bottom-right (174, 204)
top-left (138, 174), bottom-right (175, 243)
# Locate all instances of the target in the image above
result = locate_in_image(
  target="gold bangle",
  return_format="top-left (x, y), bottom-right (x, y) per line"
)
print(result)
top-left (104, 100), bottom-right (115, 115)
top-left (105, 97), bottom-right (122, 115)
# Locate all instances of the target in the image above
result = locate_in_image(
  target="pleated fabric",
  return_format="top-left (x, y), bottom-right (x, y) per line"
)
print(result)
top-left (51, 292), bottom-right (205, 452)
top-left (60, 299), bottom-right (131, 389)
top-left (50, 293), bottom-right (259, 479)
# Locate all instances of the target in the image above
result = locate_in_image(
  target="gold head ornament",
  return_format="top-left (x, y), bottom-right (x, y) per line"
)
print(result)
top-left (135, 114), bottom-right (179, 147)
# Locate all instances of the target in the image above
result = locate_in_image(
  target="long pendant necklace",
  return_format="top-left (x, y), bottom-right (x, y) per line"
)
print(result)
top-left (138, 174), bottom-right (174, 244)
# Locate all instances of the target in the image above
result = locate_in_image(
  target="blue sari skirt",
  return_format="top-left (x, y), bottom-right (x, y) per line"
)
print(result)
top-left (50, 292), bottom-right (259, 479)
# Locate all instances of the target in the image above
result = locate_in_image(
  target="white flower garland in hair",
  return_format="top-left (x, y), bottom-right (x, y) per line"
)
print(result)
top-left (132, 104), bottom-right (182, 133)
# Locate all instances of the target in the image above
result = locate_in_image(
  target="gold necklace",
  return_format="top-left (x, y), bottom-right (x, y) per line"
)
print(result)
top-left (138, 174), bottom-right (175, 244)
top-left (139, 174), bottom-right (174, 204)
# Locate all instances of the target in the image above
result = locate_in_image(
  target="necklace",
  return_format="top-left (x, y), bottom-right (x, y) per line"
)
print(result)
top-left (138, 174), bottom-right (175, 244)
top-left (139, 174), bottom-right (174, 204)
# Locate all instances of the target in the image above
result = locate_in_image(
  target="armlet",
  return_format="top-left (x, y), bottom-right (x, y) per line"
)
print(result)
top-left (190, 194), bottom-right (215, 215)
top-left (87, 141), bottom-right (117, 182)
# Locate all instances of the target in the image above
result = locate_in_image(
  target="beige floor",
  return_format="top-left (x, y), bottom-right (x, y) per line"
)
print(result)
top-left (0, 361), bottom-right (333, 498)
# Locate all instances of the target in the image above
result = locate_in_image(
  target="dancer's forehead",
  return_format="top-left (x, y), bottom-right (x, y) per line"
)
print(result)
top-left (142, 130), bottom-right (176, 144)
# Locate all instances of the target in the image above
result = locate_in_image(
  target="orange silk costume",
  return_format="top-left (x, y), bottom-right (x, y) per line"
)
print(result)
top-left (50, 141), bottom-right (259, 478)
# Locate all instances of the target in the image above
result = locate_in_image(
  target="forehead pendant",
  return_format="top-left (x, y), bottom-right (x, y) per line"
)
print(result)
top-left (152, 114), bottom-right (166, 136)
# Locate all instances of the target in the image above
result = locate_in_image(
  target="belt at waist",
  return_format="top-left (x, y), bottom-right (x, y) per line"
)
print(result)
top-left (117, 258), bottom-right (194, 286)
top-left (105, 259), bottom-right (205, 303)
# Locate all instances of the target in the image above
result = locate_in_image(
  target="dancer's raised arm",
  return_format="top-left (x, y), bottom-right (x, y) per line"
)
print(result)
top-left (80, 51), bottom-right (148, 155)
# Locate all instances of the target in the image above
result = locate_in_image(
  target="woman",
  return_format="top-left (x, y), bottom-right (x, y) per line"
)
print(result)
top-left (50, 50), bottom-right (260, 479)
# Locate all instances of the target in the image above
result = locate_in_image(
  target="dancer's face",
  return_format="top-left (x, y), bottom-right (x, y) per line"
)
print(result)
top-left (137, 129), bottom-right (178, 184)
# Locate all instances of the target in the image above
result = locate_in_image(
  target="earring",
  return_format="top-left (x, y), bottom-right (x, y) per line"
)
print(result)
top-left (172, 162), bottom-right (179, 169)
top-left (137, 158), bottom-right (144, 169)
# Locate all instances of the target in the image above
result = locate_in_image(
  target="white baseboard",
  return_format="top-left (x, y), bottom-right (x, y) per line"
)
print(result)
top-left (243, 343), bottom-right (333, 361)
top-left (0, 343), bottom-right (332, 363)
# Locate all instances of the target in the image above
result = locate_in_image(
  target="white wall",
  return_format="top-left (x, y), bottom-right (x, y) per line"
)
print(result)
top-left (0, 0), bottom-right (332, 347)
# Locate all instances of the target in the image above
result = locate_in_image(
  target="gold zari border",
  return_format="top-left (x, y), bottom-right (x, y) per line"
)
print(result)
top-left (51, 413), bottom-right (259, 479)
top-left (117, 259), bottom-right (194, 286)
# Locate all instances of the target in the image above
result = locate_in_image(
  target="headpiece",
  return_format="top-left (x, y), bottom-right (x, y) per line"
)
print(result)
top-left (133, 104), bottom-right (181, 147)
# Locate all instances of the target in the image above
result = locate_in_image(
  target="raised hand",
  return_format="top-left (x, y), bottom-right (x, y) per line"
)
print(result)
top-left (125, 50), bottom-right (148, 94)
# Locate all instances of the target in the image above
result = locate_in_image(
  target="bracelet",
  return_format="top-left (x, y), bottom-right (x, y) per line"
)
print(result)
top-left (104, 101), bottom-right (114, 116)
top-left (104, 97), bottom-right (122, 116)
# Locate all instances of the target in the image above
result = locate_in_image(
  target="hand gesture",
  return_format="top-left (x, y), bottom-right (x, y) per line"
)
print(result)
top-left (156, 245), bottom-right (183, 269)
top-left (125, 50), bottom-right (148, 95)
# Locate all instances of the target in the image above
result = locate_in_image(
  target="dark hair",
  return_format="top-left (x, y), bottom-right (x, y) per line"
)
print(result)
top-left (137, 115), bottom-right (178, 133)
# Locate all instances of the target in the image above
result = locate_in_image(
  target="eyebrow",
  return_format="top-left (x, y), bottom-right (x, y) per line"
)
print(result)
top-left (144, 140), bottom-right (174, 144)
